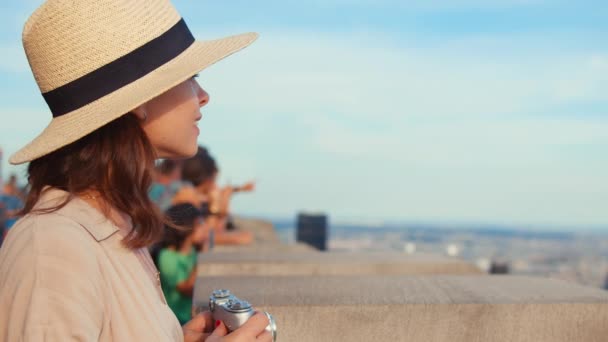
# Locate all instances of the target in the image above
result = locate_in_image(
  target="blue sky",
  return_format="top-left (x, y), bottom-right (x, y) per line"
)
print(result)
top-left (1, 1), bottom-right (607, 229)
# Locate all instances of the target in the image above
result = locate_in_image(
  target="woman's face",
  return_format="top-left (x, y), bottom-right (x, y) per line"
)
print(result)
top-left (138, 77), bottom-right (209, 159)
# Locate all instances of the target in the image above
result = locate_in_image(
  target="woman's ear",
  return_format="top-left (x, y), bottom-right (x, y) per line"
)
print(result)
top-left (131, 104), bottom-right (148, 121)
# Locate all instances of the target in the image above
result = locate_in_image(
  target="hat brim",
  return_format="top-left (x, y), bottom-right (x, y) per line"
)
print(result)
top-left (9, 32), bottom-right (258, 165)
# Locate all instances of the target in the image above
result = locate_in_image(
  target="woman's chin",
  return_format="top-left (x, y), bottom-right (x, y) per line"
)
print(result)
top-left (155, 145), bottom-right (198, 160)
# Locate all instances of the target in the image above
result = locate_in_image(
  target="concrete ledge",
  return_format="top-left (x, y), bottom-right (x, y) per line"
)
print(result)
top-left (231, 216), bottom-right (280, 244)
top-left (211, 243), bottom-right (316, 254)
top-left (194, 275), bottom-right (608, 342)
top-left (198, 251), bottom-right (482, 276)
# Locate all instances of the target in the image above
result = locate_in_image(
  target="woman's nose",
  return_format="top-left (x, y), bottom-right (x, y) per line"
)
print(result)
top-left (198, 86), bottom-right (210, 108)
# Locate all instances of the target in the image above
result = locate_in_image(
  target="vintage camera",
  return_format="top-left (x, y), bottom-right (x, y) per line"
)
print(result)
top-left (209, 289), bottom-right (277, 341)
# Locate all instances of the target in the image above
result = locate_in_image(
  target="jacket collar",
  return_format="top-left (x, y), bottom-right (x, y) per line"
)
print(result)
top-left (34, 187), bottom-right (123, 242)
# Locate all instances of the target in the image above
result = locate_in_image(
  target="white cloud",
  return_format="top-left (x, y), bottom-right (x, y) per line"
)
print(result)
top-left (2, 26), bottom-right (606, 226)
top-left (196, 31), bottom-right (608, 226)
top-left (590, 55), bottom-right (608, 70)
top-left (202, 31), bottom-right (607, 122)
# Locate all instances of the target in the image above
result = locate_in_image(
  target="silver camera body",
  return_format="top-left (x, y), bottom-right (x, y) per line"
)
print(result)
top-left (209, 289), bottom-right (277, 341)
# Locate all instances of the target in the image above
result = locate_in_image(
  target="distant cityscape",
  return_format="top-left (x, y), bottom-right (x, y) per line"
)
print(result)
top-left (273, 219), bottom-right (608, 289)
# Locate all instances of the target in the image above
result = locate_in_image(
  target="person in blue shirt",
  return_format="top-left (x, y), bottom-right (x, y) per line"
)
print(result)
top-left (149, 159), bottom-right (184, 211)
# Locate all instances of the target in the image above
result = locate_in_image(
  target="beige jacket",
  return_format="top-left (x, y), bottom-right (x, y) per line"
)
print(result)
top-left (0, 188), bottom-right (183, 341)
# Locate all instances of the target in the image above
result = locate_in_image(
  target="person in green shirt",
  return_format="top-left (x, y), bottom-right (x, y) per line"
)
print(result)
top-left (158, 203), bottom-right (208, 325)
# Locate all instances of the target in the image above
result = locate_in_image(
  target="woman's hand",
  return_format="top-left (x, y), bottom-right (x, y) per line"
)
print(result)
top-left (183, 311), bottom-right (272, 342)
top-left (183, 311), bottom-right (214, 342)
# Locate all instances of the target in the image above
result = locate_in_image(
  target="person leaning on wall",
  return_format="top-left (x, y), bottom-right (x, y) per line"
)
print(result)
top-left (0, 0), bottom-right (271, 341)
top-left (157, 203), bottom-right (210, 325)
top-left (173, 147), bottom-right (255, 246)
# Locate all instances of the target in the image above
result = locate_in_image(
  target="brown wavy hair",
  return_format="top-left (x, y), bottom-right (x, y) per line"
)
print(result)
top-left (20, 113), bottom-right (165, 249)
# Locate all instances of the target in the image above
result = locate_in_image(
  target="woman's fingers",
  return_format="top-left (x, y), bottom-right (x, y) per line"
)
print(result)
top-left (230, 312), bottom-right (270, 339)
top-left (209, 320), bottom-right (228, 339)
top-left (185, 312), bottom-right (214, 333)
top-left (255, 330), bottom-right (273, 342)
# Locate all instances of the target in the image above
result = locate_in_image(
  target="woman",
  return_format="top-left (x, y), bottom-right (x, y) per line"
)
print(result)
top-left (174, 147), bottom-right (254, 246)
top-left (0, 0), bottom-right (270, 341)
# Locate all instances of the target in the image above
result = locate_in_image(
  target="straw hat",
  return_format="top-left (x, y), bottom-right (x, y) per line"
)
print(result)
top-left (9, 0), bottom-right (258, 165)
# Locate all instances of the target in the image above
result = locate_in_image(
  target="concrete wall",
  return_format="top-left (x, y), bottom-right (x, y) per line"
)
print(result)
top-left (230, 216), bottom-right (281, 245)
top-left (194, 275), bottom-right (608, 342)
top-left (199, 251), bottom-right (482, 276)
top-left (196, 218), bottom-right (608, 341)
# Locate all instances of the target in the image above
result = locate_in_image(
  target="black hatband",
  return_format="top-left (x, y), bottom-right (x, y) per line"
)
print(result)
top-left (43, 19), bottom-right (195, 117)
